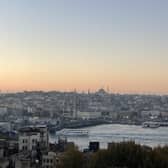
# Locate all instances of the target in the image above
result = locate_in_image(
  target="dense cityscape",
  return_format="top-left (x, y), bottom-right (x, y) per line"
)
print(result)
top-left (0, 90), bottom-right (168, 167)
top-left (1, 89), bottom-right (168, 126)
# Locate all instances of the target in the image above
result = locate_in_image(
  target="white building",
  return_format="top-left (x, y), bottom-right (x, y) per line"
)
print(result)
top-left (77, 111), bottom-right (102, 120)
top-left (42, 152), bottom-right (58, 168)
top-left (19, 132), bottom-right (40, 151)
top-left (19, 125), bottom-right (49, 152)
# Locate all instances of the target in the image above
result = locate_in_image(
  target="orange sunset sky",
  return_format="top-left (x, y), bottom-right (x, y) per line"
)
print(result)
top-left (0, 0), bottom-right (168, 94)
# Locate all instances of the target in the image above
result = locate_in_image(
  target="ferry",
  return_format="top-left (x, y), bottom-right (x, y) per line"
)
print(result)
top-left (56, 129), bottom-right (89, 136)
top-left (142, 122), bottom-right (160, 128)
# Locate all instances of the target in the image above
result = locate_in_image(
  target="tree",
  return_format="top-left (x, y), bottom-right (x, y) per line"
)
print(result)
top-left (58, 147), bottom-right (84, 168)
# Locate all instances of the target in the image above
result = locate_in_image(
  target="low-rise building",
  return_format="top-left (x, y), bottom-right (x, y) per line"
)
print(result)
top-left (42, 152), bottom-right (58, 168)
top-left (14, 153), bottom-right (32, 168)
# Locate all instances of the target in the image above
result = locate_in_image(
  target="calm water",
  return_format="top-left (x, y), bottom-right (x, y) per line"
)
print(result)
top-left (49, 124), bottom-right (168, 151)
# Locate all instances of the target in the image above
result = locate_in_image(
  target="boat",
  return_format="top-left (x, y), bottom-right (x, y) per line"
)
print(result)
top-left (56, 129), bottom-right (89, 136)
top-left (142, 122), bottom-right (160, 128)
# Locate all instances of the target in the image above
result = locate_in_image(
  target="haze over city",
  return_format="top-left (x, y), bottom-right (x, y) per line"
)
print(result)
top-left (0, 0), bottom-right (168, 94)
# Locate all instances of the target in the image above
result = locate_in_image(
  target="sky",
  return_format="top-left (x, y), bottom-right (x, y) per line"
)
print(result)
top-left (0, 0), bottom-right (168, 94)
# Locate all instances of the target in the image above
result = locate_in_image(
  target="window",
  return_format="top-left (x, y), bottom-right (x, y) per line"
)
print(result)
top-left (32, 145), bottom-right (36, 150)
top-left (22, 146), bottom-right (27, 150)
top-left (32, 139), bottom-right (38, 144)
top-left (23, 139), bottom-right (28, 143)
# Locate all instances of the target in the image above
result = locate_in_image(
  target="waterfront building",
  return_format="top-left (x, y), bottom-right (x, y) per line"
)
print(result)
top-left (77, 111), bottom-right (102, 120)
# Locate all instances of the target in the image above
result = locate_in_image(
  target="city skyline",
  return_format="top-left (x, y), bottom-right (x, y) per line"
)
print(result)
top-left (1, 0), bottom-right (168, 94)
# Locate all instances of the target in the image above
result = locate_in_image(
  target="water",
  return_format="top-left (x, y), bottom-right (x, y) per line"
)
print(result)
top-left (49, 124), bottom-right (168, 151)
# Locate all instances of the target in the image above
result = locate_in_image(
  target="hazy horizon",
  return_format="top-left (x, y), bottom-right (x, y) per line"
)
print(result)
top-left (1, 0), bottom-right (168, 94)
